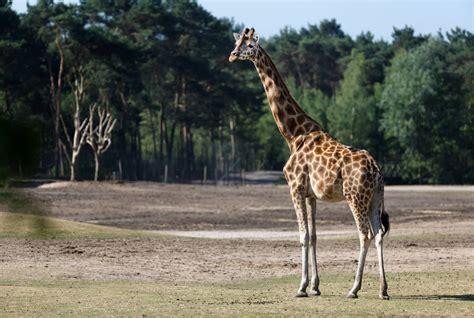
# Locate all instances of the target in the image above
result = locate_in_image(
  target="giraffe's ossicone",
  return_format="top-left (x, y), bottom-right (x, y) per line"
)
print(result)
top-left (229, 27), bottom-right (390, 300)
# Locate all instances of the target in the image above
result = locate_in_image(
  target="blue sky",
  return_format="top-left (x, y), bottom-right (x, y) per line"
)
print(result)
top-left (11, 0), bottom-right (474, 41)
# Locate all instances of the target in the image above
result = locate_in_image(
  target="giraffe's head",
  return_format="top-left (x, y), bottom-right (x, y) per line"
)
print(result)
top-left (229, 27), bottom-right (260, 63)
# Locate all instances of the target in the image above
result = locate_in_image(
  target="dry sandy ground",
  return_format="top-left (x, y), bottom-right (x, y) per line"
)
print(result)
top-left (28, 182), bottom-right (474, 230)
top-left (0, 182), bottom-right (473, 283)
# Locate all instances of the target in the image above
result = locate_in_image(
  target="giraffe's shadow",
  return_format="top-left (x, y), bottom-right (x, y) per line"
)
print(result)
top-left (397, 294), bottom-right (474, 301)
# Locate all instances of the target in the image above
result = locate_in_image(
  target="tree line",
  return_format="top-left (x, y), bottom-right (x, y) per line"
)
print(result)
top-left (1, 0), bottom-right (473, 184)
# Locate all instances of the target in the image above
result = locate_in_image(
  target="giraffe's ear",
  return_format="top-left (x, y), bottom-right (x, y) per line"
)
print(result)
top-left (233, 33), bottom-right (241, 41)
top-left (253, 33), bottom-right (260, 44)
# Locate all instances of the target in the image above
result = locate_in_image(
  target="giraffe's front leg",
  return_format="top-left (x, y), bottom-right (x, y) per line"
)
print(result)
top-left (296, 228), bottom-right (309, 297)
top-left (307, 197), bottom-right (321, 296)
top-left (294, 193), bottom-right (309, 297)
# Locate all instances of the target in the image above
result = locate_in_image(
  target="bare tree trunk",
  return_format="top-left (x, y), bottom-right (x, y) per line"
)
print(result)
top-left (70, 101), bottom-right (81, 181)
top-left (47, 28), bottom-right (66, 178)
top-left (163, 117), bottom-right (174, 168)
top-left (69, 64), bottom-right (88, 181)
top-left (229, 116), bottom-right (236, 173)
top-left (118, 88), bottom-right (128, 179)
top-left (70, 155), bottom-right (76, 181)
top-left (180, 124), bottom-right (194, 180)
top-left (163, 89), bottom-right (178, 179)
top-left (94, 152), bottom-right (99, 181)
top-left (129, 121), bottom-right (137, 181)
top-left (179, 77), bottom-right (190, 180)
top-left (187, 127), bottom-right (195, 178)
top-left (39, 123), bottom-right (45, 171)
top-left (58, 142), bottom-right (64, 177)
top-left (181, 124), bottom-right (187, 179)
top-left (210, 128), bottom-right (217, 183)
top-left (218, 125), bottom-right (225, 181)
top-left (159, 101), bottom-right (165, 180)
top-left (136, 118), bottom-right (142, 180)
top-left (70, 160), bottom-right (76, 181)
top-left (118, 112), bottom-right (126, 179)
top-left (148, 107), bottom-right (157, 179)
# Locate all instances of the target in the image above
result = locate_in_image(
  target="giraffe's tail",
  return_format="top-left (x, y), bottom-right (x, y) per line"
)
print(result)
top-left (381, 201), bottom-right (390, 237)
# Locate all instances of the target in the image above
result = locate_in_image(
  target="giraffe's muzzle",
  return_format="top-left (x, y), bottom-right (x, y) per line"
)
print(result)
top-left (229, 51), bottom-right (238, 62)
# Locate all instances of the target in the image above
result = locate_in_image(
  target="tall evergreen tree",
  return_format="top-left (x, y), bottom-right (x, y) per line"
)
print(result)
top-left (380, 38), bottom-right (468, 183)
top-left (328, 52), bottom-right (377, 152)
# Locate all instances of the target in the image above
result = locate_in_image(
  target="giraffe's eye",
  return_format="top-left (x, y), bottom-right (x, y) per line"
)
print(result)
top-left (248, 44), bottom-right (254, 48)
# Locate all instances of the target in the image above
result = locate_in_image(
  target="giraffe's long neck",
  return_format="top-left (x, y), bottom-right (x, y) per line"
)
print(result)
top-left (254, 47), bottom-right (322, 145)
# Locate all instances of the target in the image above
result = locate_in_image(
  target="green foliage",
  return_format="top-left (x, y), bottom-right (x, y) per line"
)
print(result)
top-left (256, 108), bottom-right (289, 170)
top-left (1, 2), bottom-right (473, 183)
top-left (328, 51), bottom-right (377, 151)
top-left (262, 24), bottom-right (473, 184)
top-left (380, 38), bottom-right (472, 183)
top-left (0, 4), bottom-right (44, 181)
top-left (286, 78), bottom-right (331, 129)
top-left (267, 19), bottom-right (353, 96)
top-left (392, 26), bottom-right (428, 51)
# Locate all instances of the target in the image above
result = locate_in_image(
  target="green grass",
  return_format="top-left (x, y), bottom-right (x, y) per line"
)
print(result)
top-left (0, 272), bottom-right (472, 317)
top-left (0, 211), bottom-right (163, 240)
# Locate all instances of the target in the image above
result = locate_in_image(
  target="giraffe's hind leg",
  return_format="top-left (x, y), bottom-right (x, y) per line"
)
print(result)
top-left (369, 189), bottom-right (389, 300)
top-left (347, 232), bottom-right (371, 298)
top-left (346, 198), bottom-right (372, 299)
top-left (374, 228), bottom-right (389, 300)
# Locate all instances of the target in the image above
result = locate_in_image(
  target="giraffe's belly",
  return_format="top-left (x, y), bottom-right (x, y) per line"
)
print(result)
top-left (309, 178), bottom-right (345, 202)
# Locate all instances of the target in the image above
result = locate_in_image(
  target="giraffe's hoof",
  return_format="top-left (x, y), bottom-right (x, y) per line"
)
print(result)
top-left (309, 289), bottom-right (321, 297)
top-left (379, 294), bottom-right (390, 300)
top-left (295, 290), bottom-right (308, 298)
top-left (346, 292), bottom-right (358, 299)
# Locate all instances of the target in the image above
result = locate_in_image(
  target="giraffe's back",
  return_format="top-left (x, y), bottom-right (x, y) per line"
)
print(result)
top-left (284, 131), bottom-right (381, 203)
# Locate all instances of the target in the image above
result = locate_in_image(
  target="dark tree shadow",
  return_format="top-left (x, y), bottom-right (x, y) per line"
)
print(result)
top-left (0, 186), bottom-right (51, 238)
top-left (397, 294), bottom-right (474, 301)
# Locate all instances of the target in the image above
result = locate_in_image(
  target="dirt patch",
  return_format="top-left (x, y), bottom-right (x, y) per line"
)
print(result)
top-left (21, 182), bottom-right (474, 231)
top-left (1, 182), bottom-right (473, 283)
top-left (156, 229), bottom-right (355, 240)
top-left (1, 229), bottom-right (473, 283)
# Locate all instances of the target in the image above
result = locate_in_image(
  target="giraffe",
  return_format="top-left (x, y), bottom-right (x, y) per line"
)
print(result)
top-left (229, 28), bottom-right (390, 300)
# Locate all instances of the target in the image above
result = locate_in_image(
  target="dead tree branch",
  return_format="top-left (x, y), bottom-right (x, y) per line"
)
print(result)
top-left (86, 103), bottom-right (117, 181)
top-left (68, 63), bottom-right (89, 181)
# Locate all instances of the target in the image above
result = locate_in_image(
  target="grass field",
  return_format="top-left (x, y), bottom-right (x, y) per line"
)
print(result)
top-left (2, 272), bottom-right (472, 317)
top-left (1, 183), bottom-right (473, 316)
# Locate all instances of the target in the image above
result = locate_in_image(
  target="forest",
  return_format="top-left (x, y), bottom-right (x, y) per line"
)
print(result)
top-left (1, 0), bottom-right (473, 184)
